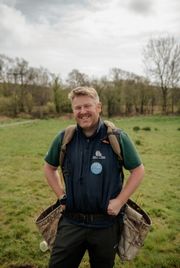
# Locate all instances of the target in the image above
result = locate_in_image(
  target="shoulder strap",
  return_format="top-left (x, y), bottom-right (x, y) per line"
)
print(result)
top-left (104, 120), bottom-right (123, 161)
top-left (59, 124), bottom-right (76, 166)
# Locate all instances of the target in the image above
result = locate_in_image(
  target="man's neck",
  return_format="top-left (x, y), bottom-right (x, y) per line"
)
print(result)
top-left (82, 121), bottom-right (99, 137)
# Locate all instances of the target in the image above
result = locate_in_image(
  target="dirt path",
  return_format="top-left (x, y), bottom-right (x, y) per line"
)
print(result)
top-left (0, 120), bottom-right (38, 128)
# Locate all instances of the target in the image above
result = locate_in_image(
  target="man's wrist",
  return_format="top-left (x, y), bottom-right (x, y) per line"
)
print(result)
top-left (58, 194), bottom-right (67, 205)
top-left (58, 193), bottom-right (65, 199)
top-left (116, 194), bottom-right (126, 207)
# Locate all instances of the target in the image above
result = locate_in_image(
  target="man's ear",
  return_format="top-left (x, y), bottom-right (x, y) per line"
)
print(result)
top-left (97, 102), bottom-right (102, 112)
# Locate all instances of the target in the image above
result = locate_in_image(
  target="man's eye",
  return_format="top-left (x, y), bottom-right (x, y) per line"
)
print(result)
top-left (84, 104), bottom-right (91, 108)
top-left (74, 106), bottom-right (81, 110)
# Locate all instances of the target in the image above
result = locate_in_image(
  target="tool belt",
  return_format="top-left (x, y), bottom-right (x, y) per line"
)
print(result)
top-left (35, 199), bottom-right (152, 261)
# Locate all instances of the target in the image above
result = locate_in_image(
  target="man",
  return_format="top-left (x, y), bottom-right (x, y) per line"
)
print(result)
top-left (44, 86), bottom-right (144, 268)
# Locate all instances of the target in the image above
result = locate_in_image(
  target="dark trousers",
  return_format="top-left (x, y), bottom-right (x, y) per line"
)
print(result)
top-left (49, 217), bottom-right (120, 268)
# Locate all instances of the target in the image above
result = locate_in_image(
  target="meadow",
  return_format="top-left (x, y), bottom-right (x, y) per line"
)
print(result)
top-left (0, 115), bottom-right (179, 268)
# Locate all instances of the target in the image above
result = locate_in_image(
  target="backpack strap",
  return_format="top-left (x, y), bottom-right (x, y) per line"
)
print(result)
top-left (59, 124), bottom-right (76, 167)
top-left (104, 120), bottom-right (123, 161)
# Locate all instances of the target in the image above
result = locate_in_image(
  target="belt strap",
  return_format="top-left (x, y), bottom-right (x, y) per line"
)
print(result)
top-left (63, 212), bottom-right (116, 223)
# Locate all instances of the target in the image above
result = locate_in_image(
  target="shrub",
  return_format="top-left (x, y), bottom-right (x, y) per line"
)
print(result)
top-left (142, 126), bottom-right (151, 131)
top-left (133, 126), bottom-right (140, 131)
top-left (135, 140), bottom-right (142, 145)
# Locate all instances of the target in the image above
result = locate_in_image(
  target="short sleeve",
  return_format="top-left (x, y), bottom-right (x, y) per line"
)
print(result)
top-left (44, 132), bottom-right (63, 167)
top-left (120, 131), bottom-right (142, 170)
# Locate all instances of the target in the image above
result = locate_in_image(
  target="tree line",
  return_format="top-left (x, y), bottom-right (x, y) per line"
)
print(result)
top-left (0, 35), bottom-right (179, 118)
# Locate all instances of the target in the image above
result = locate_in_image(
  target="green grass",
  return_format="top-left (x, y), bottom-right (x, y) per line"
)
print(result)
top-left (0, 115), bottom-right (180, 268)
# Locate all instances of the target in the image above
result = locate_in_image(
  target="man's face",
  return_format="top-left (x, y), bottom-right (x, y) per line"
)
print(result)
top-left (72, 95), bottom-right (101, 131)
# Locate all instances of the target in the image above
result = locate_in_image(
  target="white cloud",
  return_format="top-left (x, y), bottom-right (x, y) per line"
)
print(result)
top-left (0, 3), bottom-right (39, 47)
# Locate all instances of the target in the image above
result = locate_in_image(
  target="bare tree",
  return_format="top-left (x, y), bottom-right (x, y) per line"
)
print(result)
top-left (66, 69), bottom-right (90, 88)
top-left (143, 36), bottom-right (180, 113)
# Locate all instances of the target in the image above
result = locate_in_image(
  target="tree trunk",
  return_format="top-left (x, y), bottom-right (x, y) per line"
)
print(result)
top-left (161, 87), bottom-right (168, 114)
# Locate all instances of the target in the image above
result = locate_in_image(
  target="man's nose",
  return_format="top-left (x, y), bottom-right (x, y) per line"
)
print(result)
top-left (79, 106), bottom-right (86, 113)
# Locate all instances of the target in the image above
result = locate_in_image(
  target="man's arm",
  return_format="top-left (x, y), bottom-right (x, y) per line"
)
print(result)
top-left (107, 164), bottom-right (144, 216)
top-left (44, 162), bottom-right (65, 198)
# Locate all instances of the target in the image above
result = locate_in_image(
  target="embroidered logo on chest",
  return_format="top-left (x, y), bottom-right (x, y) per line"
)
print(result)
top-left (92, 150), bottom-right (106, 159)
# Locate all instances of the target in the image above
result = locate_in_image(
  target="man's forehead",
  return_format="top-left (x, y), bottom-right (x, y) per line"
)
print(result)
top-left (72, 95), bottom-right (95, 105)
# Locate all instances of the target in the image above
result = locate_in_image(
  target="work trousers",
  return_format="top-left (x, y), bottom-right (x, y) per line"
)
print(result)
top-left (49, 217), bottom-right (120, 268)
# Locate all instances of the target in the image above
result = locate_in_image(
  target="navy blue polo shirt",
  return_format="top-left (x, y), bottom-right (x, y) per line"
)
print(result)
top-left (45, 120), bottom-right (142, 227)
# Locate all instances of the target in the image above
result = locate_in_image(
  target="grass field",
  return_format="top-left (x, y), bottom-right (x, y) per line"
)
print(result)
top-left (0, 115), bottom-right (180, 268)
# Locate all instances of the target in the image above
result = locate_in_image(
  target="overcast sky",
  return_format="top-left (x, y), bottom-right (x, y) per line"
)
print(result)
top-left (0, 0), bottom-right (179, 80)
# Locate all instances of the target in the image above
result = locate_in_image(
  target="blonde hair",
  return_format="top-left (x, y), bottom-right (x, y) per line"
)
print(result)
top-left (68, 86), bottom-right (100, 103)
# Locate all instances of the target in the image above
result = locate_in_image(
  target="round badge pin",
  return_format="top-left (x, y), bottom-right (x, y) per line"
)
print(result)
top-left (90, 162), bottom-right (102, 175)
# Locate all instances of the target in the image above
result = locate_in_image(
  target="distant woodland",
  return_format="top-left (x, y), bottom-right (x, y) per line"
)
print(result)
top-left (0, 36), bottom-right (179, 118)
